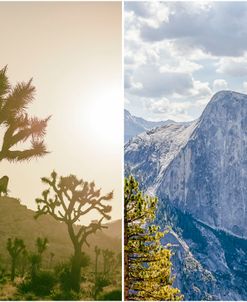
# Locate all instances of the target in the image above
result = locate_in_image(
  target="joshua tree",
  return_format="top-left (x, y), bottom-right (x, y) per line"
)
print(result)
top-left (35, 171), bottom-right (113, 292)
top-left (102, 249), bottom-right (114, 276)
top-left (6, 237), bottom-right (25, 281)
top-left (29, 253), bottom-right (41, 282)
top-left (36, 237), bottom-right (48, 255)
top-left (36, 237), bottom-right (48, 269)
top-left (0, 66), bottom-right (50, 163)
top-left (19, 249), bottom-right (28, 277)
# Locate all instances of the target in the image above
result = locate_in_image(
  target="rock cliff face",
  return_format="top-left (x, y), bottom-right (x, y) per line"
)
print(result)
top-left (125, 91), bottom-right (247, 300)
top-left (159, 91), bottom-right (247, 238)
top-left (126, 91), bottom-right (247, 238)
top-left (125, 122), bottom-right (196, 194)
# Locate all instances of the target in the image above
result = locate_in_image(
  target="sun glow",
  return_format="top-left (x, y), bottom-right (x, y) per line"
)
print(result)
top-left (80, 82), bottom-right (122, 150)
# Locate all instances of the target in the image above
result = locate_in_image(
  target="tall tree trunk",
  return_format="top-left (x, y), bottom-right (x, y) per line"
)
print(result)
top-left (124, 210), bottom-right (129, 300)
top-left (71, 247), bottom-right (81, 292)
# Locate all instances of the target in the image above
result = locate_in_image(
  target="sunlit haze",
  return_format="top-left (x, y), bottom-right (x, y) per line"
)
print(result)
top-left (0, 2), bottom-right (122, 224)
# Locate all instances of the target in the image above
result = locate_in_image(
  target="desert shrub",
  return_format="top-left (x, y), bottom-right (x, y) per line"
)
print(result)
top-left (18, 280), bottom-right (32, 294)
top-left (99, 289), bottom-right (122, 301)
top-left (0, 266), bottom-right (7, 284)
top-left (50, 289), bottom-right (80, 300)
top-left (93, 274), bottom-right (111, 299)
top-left (54, 261), bottom-right (72, 292)
top-left (18, 271), bottom-right (56, 297)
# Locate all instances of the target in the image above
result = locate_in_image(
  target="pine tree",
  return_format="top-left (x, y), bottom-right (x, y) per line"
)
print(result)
top-left (124, 176), bottom-right (183, 301)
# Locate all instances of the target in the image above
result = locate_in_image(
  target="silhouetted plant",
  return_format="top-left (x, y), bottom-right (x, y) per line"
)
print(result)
top-left (36, 237), bottom-right (48, 255)
top-left (55, 253), bottom-right (90, 293)
top-left (93, 246), bottom-right (112, 299)
top-left (93, 246), bottom-right (101, 299)
top-left (18, 271), bottom-right (56, 297)
top-left (36, 237), bottom-right (48, 269)
top-left (55, 261), bottom-right (72, 292)
top-left (99, 289), bottom-right (122, 301)
top-left (29, 253), bottom-right (41, 282)
top-left (35, 171), bottom-right (113, 292)
top-left (0, 175), bottom-right (9, 196)
top-left (0, 66), bottom-right (50, 163)
top-left (80, 252), bottom-right (90, 269)
top-left (6, 237), bottom-right (25, 281)
top-left (93, 274), bottom-right (111, 300)
top-left (102, 249), bottom-right (114, 277)
top-left (19, 249), bottom-right (28, 277)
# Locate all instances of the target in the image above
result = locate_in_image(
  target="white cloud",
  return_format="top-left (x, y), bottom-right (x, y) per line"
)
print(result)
top-left (124, 1), bottom-right (247, 122)
top-left (145, 97), bottom-right (193, 122)
top-left (160, 59), bottom-right (202, 73)
top-left (213, 79), bottom-right (228, 92)
top-left (243, 82), bottom-right (247, 93)
top-left (216, 56), bottom-right (247, 77)
top-left (129, 64), bottom-right (193, 98)
top-left (125, 2), bottom-right (170, 28)
top-left (141, 2), bottom-right (247, 57)
top-left (124, 97), bottom-right (130, 105)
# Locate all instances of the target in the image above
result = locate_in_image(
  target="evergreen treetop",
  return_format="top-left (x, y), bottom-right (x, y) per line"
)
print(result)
top-left (124, 175), bottom-right (183, 301)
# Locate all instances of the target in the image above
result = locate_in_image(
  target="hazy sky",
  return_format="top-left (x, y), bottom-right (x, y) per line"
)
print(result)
top-left (125, 2), bottom-right (247, 122)
top-left (0, 2), bottom-right (122, 224)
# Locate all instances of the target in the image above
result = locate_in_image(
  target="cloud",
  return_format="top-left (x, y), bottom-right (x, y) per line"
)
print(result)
top-left (140, 2), bottom-right (247, 57)
top-left (125, 2), bottom-right (170, 28)
top-left (124, 1), bottom-right (247, 122)
top-left (145, 97), bottom-right (194, 121)
top-left (216, 56), bottom-right (247, 77)
top-left (125, 2), bottom-right (151, 18)
top-left (243, 82), bottom-right (247, 93)
top-left (128, 64), bottom-right (193, 98)
top-left (124, 97), bottom-right (130, 105)
top-left (213, 79), bottom-right (228, 92)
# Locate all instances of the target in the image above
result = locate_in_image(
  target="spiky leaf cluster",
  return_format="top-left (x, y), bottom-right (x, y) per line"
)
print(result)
top-left (36, 237), bottom-right (49, 255)
top-left (6, 237), bottom-right (25, 259)
top-left (0, 66), bottom-right (50, 162)
top-left (124, 176), bottom-right (183, 301)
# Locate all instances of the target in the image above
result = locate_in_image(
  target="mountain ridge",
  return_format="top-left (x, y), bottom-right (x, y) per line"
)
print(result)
top-left (126, 90), bottom-right (247, 238)
top-left (124, 109), bottom-right (177, 142)
top-left (0, 196), bottom-right (121, 266)
top-left (125, 90), bottom-right (247, 300)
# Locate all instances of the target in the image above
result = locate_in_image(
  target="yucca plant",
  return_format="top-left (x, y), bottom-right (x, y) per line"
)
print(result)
top-left (0, 66), bottom-right (50, 163)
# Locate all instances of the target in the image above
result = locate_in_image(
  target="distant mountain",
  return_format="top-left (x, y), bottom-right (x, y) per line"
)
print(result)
top-left (0, 197), bottom-right (121, 267)
top-left (125, 91), bottom-right (247, 300)
top-left (124, 109), bottom-right (176, 142)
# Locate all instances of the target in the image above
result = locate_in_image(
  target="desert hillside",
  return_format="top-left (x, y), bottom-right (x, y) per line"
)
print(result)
top-left (0, 197), bottom-right (121, 267)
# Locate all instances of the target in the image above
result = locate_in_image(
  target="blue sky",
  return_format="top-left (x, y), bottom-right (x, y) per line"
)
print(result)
top-left (125, 2), bottom-right (247, 122)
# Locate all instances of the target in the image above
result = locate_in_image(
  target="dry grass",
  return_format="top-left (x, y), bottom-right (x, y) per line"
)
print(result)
top-left (0, 282), bottom-right (17, 300)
